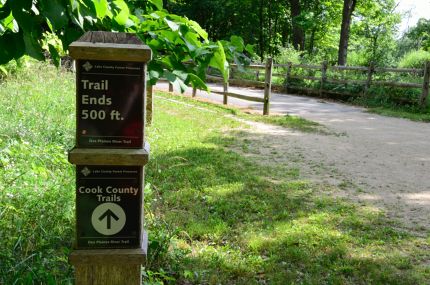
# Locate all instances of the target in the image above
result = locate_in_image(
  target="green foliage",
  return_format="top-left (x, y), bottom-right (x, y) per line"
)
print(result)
top-left (274, 46), bottom-right (302, 64)
top-left (399, 50), bottom-right (430, 69)
top-left (168, 0), bottom-right (402, 66)
top-left (0, 0), bottom-right (240, 90)
top-left (347, 50), bottom-right (370, 66)
top-left (0, 62), bottom-right (75, 284)
top-left (350, 0), bottom-right (400, 66)
top-left (398, 18), bottom-right (430, 55)
top-left (221, 35), bottom-right (255, 66)
top-left (352, 84), bottom-right (430, 121)
top-left (0, 57), bottom-right (24, 78)
top-left (299, 0), bottom-right (343, 60)
top-left (136, 9), bottom-right (227, 90)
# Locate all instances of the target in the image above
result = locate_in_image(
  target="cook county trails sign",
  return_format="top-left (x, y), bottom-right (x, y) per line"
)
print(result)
top-left (75, 165), bottom-right (142, 248)
top-left (67, 31), bottom-right (151, 285)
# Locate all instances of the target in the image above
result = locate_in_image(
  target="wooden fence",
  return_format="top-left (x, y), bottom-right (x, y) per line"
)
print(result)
top-left (160, 59), bottom-right (274, 115)
top-left (146, 59), bottom-right (430, 123)
top-left (204, 58), bottom-right (274, 115)
top-left (281, 62), bottom-right (429, 106)
top-left (208, 60), bottom-right (430, 113)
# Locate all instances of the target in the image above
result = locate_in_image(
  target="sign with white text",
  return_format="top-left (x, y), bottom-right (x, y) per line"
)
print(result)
top-left (76, 165), bottom-right (142, 249)
top-left (76, 60), bottom-right (144, 148)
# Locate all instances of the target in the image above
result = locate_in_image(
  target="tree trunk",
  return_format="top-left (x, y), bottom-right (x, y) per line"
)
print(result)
top-left (162, 0), bottom-right (169, 12)
top-left (282, 22), bottom-right (289, 47)
top-left (338, 0), bottom-right (357, 66)
top-left (273, 12), bottom-right (279, 53)
top-left (308, 28), bottom-right (316, 54)
top-left (371, 34), bottom-right (379, 64)
top-left (259, 0), bottom-right (265, 59)
top-left (290, 0), bottom-right (305, 51)
top-left (268, 0), bottom-right (273, 55)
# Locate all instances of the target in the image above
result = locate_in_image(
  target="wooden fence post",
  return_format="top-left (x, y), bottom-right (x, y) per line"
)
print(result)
top-left (146, 84), bottom-right (153, 126)
top-left (320, 61), bottom-right (328, 96)
top-left (420, 61), bottom-right (430, 107)
top-left (364, 62), bottom-right (374, 96)
top-left (223, 68), bottom-right (229, 105)
top-left (284, 62), bottom-right (292, 93)
top-left (263, 57), bottom-right (273, 115)
top-left (168, 82), bottom-right (173, 92)
top-left (68, 31), bottom-right (150, 285)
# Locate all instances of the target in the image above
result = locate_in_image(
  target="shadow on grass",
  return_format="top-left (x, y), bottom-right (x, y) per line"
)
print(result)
top-left (145, 135), bottom-right (428, 284)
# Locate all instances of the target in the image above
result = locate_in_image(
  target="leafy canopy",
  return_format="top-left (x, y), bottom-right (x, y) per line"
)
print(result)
top-left (0, 0), bottom-right (251, 88)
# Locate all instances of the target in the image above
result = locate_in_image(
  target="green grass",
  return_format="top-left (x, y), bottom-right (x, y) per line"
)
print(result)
top-left (0, 61), bottom-right (75, 284)
top-left (0, 62), bottom-right (429, 284)
top-left (146, 93), bottom-right (430, 284)
top-left (351, 91), bottom-right (430, 122)
top-left (366, 106), bottom-right (430, 122)
top-left (152, 92), bottom-right (327, 134)
top-left (243, 113), bottom-right (329, 133)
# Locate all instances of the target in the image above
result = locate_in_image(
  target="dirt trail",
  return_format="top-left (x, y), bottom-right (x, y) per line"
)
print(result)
top-left (156, 84), bottom-right (430, 233)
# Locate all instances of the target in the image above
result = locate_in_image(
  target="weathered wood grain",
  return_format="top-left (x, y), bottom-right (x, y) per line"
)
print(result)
top-left (263, 58), bottom-right (273, 115)
top-left (420, 61), bottom-right (430, 106)
top-left (211, 90), bottom-right (264, 102)
top-left (69, 233), bottom-right (148, 285)
top-left (68, 143), bottom-right (150, 166)
top-left (69, 31), bottom-right (151, 62)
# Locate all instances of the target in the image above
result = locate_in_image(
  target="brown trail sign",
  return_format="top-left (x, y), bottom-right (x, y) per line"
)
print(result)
top-left (68, 31), bottom-right (151, 285)
top-left (75, 165), bottom-right (143, 249)
top-left (76, 60), bottom-right (145, 148)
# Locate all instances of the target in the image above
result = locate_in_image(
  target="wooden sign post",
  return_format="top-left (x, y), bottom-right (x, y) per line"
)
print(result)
top-left (68, 31), bottom-right (152, 285)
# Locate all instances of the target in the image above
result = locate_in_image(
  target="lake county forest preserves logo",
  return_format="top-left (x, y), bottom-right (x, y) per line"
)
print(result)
top-left (82, 61), bottom-right (93, 72)
top-left (81, 167), bottom-right (91, 177)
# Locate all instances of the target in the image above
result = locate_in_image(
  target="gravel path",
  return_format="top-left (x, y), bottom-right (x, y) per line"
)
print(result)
top-left (156, 83), bottom-right (430, 232)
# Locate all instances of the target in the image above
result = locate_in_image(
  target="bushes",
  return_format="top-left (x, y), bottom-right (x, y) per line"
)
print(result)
top-left (274, 46), bottom-right (302, 65)
top-left (398, 50), bottom-right (430, 68)
top-left (0, 58), bottom-right (25, 79)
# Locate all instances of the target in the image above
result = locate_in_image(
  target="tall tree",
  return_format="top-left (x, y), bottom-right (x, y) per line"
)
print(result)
top-left (300, 0), bottom-right (342, 60)
top-left (259, 0), bottom-right (265, 58)
top-left (351, 0), bottom-right (400, 66)
top-left (290, 0), bottom-right (305, 51)
top-left (405, 18), bottom-right (430, 51)
top-left (338, 0), bottom-right (357, 65)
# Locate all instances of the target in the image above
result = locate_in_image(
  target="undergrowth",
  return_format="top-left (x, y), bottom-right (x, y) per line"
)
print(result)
top-left (0, 62), bottom-right (75, 284)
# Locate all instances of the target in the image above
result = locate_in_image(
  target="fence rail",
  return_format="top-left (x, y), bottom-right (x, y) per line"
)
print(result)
top-left (147, 60), bottom-right (430, 121)
top-left (222, 60), bottom-right (430, 109)
top-left (211, 90), bottom-right (265, 103)
top-left (203, 59), bottom-right (273, 114)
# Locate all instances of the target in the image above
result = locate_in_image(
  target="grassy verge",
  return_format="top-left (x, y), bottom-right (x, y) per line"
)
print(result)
top-left (366, 106), bottom-right (430, 122)
top-left (154, 92), bottom-right (328, 134)
top-left (0, 62), bottom-right (429, 284)
top-left (350, 90), bottom-right (430, 122)
top-left (241, 113), bottom-right (329, 133)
